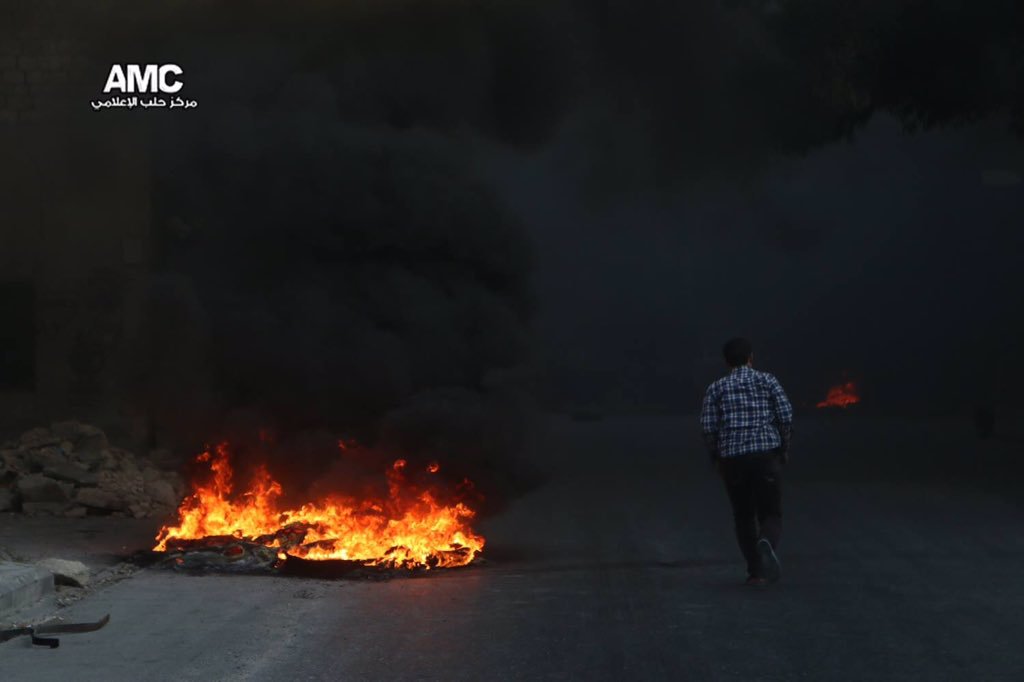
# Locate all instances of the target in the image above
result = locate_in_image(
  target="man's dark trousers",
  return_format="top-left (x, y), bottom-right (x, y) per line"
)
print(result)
top-left (718, 450), bottom-right (783, 578)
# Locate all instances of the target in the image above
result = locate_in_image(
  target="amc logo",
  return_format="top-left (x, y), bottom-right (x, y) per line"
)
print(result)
top-left (103, 64), bottom-right (184, 94)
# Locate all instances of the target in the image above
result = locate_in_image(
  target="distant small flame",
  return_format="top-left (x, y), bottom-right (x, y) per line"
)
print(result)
top-left (427, 462), bottom-right (440, 474)
top-left (817, 381), bottom-right (860, 408)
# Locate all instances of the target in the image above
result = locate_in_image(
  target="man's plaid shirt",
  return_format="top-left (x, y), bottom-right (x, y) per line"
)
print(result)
top-left (700, 366), bottom-right (794, 458)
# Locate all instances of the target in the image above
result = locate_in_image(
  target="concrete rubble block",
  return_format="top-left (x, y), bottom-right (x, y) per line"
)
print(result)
top-left (76, 432), bottom-right (110, 454)
top-left (19, 427), bottom-right (61, 449)
top-left (1, 449), bottom-right (26, 474)
top-left (0, 563), bottom-right (54, 616)
top-left (25, 445), bottom-right (67, 472)
top-left (119, 457), bottom-right (141, 477)
top-left (98, 470), bottom-right (140, 494)
top-left (75, 487), bottom-right (124, 511)
top-left (128, 503), bottom-right (149, 519)
top-left (22, 501), bottom-right (70, 515)
top-left (145, 478), bottom-right (179, 508)
top-left (76, 431), bottom-right (110, 456)
top-left (36, 558), bottom-right (90, 588)
top-left (16, 473), bottom-right (69, 503)
top-left (42, 462), bottom-right (99, 486)
top-left (76, 448), bottom-right (115, 471)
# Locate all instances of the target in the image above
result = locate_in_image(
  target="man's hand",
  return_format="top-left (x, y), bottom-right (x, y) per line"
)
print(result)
top-left (702, 431), bottom-right (720, 471)
top-left (777, 424), bottom-right (792, 466)
top-left (709, 450), bottom-right (720, 469)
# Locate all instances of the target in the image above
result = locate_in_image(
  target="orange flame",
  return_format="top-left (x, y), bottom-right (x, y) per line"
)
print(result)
top-left (817, 381), bottom-right (860, 408)
top-left (153, 442), bottom-right (484, 569)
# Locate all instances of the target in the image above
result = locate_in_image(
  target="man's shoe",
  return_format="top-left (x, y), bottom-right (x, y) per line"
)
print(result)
top-left (757, 538), bottom-right (781, 583)
top-left (745, 575), bottom-right (768, 587)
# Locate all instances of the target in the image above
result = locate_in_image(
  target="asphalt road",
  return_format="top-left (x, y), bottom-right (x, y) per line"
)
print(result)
top-left (3, 413), bottom-right (1023, 681)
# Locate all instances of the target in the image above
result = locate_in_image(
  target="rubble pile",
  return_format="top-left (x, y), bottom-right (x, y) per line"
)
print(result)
top-left (0, 422), bottom-right (184, 519)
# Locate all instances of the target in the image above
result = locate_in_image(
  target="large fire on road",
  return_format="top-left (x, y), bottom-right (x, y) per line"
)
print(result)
top-left (154, 442), bottom-right (485, 570)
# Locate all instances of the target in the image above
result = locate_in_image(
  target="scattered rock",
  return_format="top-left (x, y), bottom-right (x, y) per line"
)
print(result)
top-left (17, 473), bottom-right (69, 503)
top-left (37, 558), bottom-right (91, 588)
top-left (75, 487), bottom-right (124, 511)
top-left (2, 422), bottom-right (183, 519)
top-left (42, 462), bottom-right (99, 486)
top-left (55, 585), bottom-right (86, 607)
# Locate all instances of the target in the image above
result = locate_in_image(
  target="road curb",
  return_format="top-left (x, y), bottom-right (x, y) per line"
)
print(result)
top-left (0, 562), bottom-right (54, 619)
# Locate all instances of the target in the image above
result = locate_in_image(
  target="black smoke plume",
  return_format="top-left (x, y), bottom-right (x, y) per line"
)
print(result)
top-left (15, 0), bottom-right (1022, 500)
top-left (90, 1), bottom-right (575, 508)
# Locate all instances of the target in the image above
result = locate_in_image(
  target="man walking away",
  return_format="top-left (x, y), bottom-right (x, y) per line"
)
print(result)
top-left (700, 338), bottom-right (793, 586)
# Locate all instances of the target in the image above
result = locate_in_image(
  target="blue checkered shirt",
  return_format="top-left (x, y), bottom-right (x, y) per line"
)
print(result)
top-left (700, 366), bottom-right (793, 458)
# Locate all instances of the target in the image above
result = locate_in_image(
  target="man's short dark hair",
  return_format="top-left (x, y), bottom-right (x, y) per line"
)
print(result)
top-left (722, 338), bottom-right (753, 368)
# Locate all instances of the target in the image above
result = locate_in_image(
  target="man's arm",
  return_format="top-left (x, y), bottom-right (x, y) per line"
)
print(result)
top-left (769, 375), bottom-right (794, 457)
top-left (700, 386), bottom-right (721, 462)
